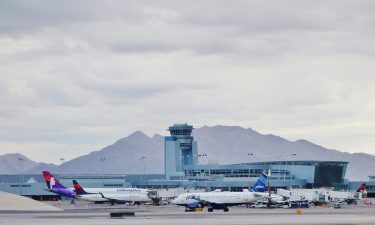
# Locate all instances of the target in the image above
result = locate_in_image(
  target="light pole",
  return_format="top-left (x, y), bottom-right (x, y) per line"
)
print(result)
top-left (180, 155), bottom-right (184, 180)
top-left (275, 153), bottom-right (297, 181)
top-left (198, 154), bottom-right (208, 190)
top-left (194, 154), bottom-right (198, 179)
top-left (198, 154), bottom-right (207, 164)
top-left (18, 157), bottom-right (24, 195)
top-left (139, 156), bottom-right (146, 188)
top-left (198, 154), bottom-right (207, 177)
top-left (186, 155), bottom-right (190, 180)
top-left (247, 153), bottom-right (254, 180)
top-left (59, 158), bottom-right (65, 175)
top-left (247, 153), bottom-right (275, 175)
top-left (249, 153), bottom-right (293, 178)
top-left (283, 156), bottom-right (287, 180)
top-left (290, 153), bottom-right (297, 189)
top-left (100, 157), bottom-right (106, 186)
top-left (100, 157), bottom-right (106, 175)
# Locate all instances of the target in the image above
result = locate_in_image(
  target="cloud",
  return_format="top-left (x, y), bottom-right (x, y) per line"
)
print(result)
top-left (0, 1), bottom-right (375, 162)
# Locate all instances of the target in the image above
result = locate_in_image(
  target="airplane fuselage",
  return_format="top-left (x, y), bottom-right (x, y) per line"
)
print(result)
top-left (76, 193), bottom-right (150, 202)
top-left (83, 188), bottom-right (148, 195)
top-left (172, 191), bottom-right (268, 206)
top-left (48, 188), bottom-right (76, 198)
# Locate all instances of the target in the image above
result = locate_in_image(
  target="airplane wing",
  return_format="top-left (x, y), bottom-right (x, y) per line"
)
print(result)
top-left (253, 193), bottom-right (263, 198)
top-left (191, 195), bottom-right (253, 208)
top-left (204, 200), bottom-right (225, 205)
top-left (260, 199), bottom-right (289, 204)
top-left (199, 199), bottom-right (227, 208)
top-left (186, 194), bottom-right (225, 205)
top-left (99, 192), bottom-right (124, 202)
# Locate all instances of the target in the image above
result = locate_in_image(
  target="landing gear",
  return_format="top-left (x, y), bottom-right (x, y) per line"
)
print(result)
top-left (208, 207), bottom-right (228, 212)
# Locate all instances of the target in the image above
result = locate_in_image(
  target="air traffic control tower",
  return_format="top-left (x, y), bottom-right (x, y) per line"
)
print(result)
top-left (165, 124), bottom-right (198, 180)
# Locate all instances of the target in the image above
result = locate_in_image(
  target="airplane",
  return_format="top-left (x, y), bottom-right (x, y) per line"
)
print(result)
top-left (248, 170), bottom-right (287, 208)
top-left (42, 171), bottom-right (76, 203)
top-left (43, 171), bottom-right (151, 204)
top-left (255, 193), bottom-right (287, 207)
top-left (172, 170), bottom-right (271, 212)
top-left (73, 180), bottom-right (151, 205)
top-left (330, 183), bottom-right (366, 205)
top-left (357, 183), bottom-right (367, 198)
top-left (43, 171), bottom-right (149, 195)
top-left (252, 176), bottom-right (288, 208)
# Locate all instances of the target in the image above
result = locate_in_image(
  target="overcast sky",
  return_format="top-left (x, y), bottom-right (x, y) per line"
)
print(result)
top-left (1, 0), bottom-right (375, 164)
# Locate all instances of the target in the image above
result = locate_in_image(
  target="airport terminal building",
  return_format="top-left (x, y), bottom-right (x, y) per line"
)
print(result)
top-left (1, 123), bottom-right (374, 198)
top-left (162, 124), bottom-right (349, 191)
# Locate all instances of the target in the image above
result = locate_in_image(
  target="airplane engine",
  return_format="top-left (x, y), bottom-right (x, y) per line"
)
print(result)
top-left (186, 202), bottom-right (202, 211)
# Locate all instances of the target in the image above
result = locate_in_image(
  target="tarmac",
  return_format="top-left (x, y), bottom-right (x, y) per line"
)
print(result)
top-left (1, 200), bottom-right (375, 225)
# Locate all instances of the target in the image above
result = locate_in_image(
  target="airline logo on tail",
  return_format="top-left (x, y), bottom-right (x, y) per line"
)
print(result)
top-left (73, 180), bottom-right (89, 195)
top-left (43, 171), bottom-right (65, 189)
top-left (357, 183), bottom-right (367, 192)
top-left (250, 170), bottom-right (270, 192)
top-left (42, 171), bottom-right (76, 199)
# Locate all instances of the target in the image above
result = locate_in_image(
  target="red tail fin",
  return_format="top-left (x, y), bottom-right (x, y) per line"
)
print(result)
top-left (73, 180), bottom-right (89, 195)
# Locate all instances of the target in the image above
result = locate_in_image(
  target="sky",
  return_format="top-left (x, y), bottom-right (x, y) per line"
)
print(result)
top-left (0, 0), bottom-right (375, 164)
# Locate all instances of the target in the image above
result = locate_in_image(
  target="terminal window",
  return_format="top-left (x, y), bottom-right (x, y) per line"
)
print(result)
top-left (314, 163), bottom-right (345, 188)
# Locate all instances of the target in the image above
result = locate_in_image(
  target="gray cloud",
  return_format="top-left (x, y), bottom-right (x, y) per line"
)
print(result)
top-left (0, 1), bottom-right (375, 163)
top-left (0, 0), bottom-right (146, 34)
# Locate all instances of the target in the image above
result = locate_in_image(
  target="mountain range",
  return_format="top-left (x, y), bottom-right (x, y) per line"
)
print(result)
top-left (1, 125), bottom-right (374, 181)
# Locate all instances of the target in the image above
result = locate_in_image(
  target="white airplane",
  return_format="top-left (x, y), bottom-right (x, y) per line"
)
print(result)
top-left (256, 193), bottom-right (287, 207)
top-left (172, 170), bottom-right (271, 212)
top-left (85, 187), bottom-right (148, 195)
top-left (43, 171), bottom-right (149, 199)
top-left (73, 180), bottom-right (151, 204)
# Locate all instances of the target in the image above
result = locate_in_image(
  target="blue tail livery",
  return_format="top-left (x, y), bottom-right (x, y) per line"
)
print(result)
top-left (250, 170), bottom-right (270, 192)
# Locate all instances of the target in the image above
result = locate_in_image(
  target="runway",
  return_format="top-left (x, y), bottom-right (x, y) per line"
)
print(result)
top-left (1, 203), bottom-right (375, 225)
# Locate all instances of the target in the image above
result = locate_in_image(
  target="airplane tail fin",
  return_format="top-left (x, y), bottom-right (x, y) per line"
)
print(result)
top-left (250, 170), bottom-right (270, 192)
top-left (357, 183), bottom-right (366, 192)
top-left (73, 180), bottom-right (89, 195)
top-left (42, 171), bottom-right (66, 189)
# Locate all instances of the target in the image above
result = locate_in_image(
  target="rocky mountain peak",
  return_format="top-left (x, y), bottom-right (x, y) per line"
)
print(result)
top-left (0, 125), bottom-right (374, 180)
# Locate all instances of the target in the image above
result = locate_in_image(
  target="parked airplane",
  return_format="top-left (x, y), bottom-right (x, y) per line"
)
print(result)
top-left (256, 193), bottom-right (286, 207)
top-left (42, 171), bottom-right (76, 203)
top-left (172, 170), bottom-right (271, 212)
top-left (332, 183), bottom-right (366, 204)
top-left (73, 180), bottom-right (151, 204)
top-left (249, 170), bottom-right (286, 208)
top-left (43, 171), bottom-right (151, 204)
top-left (357, 183), bottom-right (367, 198)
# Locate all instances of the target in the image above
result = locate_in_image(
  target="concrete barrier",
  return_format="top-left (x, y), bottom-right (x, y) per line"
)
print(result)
top-left (110, 212), bottom-right (135, 218)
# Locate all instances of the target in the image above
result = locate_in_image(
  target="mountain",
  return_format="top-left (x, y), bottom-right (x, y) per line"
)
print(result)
top-left (193, 126), bottom-right (374, 181)
top-left (56, 131), bottom-right (164, 174)
top-left (1, 125), bottom-right (374, 180)
top-left (0, 153), bottom-right (44, 174)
